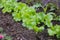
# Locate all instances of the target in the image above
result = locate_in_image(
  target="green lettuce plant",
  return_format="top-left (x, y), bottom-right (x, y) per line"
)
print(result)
top-left (48, 25), bottom-right (60, 38)
top-left (0, 0), bottom-right (17, 13)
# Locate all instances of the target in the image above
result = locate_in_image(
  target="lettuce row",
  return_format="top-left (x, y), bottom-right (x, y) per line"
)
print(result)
top-left (0, 0), bottom-right (44, 32)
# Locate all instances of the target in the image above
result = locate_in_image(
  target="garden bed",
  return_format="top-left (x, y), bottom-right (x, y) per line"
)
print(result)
top-left (0, 0), bottom-right (60, 40)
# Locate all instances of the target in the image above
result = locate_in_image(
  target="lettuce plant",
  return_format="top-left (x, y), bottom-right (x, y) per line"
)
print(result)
top-left (48, 25), bottom-right (60, 38)
top-left (0, 0), bottom-right (17, 13)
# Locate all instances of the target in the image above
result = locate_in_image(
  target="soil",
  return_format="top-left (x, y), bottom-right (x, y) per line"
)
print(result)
top-left (0, 0), bottom-right (60, 40)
